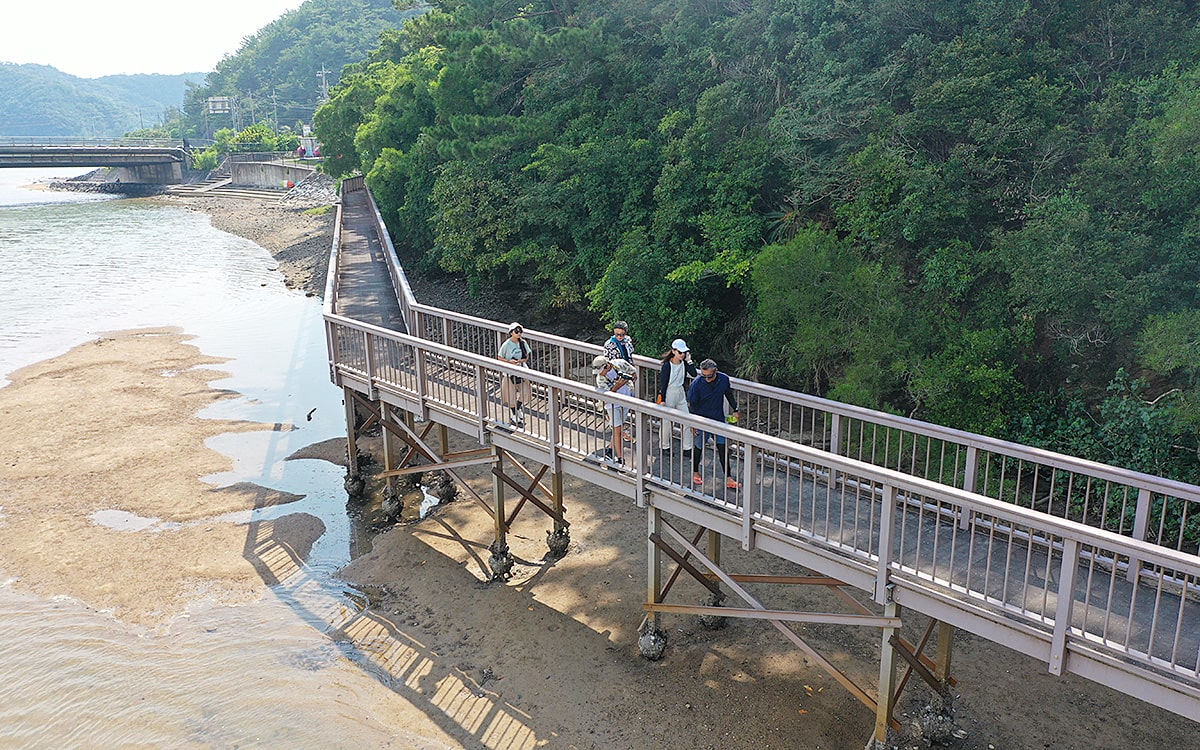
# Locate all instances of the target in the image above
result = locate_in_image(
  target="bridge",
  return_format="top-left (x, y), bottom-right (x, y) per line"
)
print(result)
top-left (324, 178), bottom-right (1200, 747)
top-left (0, 137), bottom-right (187, 183)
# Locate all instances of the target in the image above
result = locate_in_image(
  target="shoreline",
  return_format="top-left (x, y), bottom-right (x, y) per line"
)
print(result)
top-left (140, 192), bottom-right (335, 298)
top-left (150, 188), bottom-right (1200, 750)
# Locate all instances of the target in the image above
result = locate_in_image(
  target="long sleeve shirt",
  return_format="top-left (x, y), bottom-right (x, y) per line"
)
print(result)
top-left (687, 371), bottom-right (737, 422)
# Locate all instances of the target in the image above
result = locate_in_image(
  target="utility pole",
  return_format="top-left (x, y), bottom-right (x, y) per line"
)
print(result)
top-left (271, 88), bottom-right (279, 133)
top-left (316, 65), bottom-right (331, 103)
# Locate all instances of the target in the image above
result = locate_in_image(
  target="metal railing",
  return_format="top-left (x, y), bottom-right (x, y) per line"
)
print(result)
top-left (336, 181), bottom-right (1200, 567)
top-left (324, 311), bottom-right (1200, 706)
top-left (0, 136), bottom-right (180, 148)
top-left (330, 179), bottom-right (1200, 712)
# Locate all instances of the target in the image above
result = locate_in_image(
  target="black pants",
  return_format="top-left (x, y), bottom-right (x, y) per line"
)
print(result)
top-left (692, 438), bottom-right (730, 476)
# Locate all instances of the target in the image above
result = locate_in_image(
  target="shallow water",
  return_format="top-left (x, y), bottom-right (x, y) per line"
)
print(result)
top-left (0, 168), bottom-right (435, 747)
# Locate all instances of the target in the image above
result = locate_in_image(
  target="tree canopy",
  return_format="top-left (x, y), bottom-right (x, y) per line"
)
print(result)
top-left (314, 0), bottom-right (1200, 481)
top-left (181, 0), bottom-right (422, 138)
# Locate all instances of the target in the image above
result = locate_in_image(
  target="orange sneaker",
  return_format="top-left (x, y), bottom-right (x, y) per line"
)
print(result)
top-left (692, 473), bottom-right (704, 485)
top-left (725, 477), bottom-right (741, 490)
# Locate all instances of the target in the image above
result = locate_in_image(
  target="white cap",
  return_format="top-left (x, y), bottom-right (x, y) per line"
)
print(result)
top-left (507, 322), bottom-right (522, 334)
top-left (671, 338), bottom-right (689, 353)
top-left (591, 354), bottom-right (609, 369)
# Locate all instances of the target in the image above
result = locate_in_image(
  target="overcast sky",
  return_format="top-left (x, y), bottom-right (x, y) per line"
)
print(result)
top-left (3, 1), bottom-right (307, 78)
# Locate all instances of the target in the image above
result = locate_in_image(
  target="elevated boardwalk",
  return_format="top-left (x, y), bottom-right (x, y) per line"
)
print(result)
top-left (325, 180), bottom-right (1200, 746)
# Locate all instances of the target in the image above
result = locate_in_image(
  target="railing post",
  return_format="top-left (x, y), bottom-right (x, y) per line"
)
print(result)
top-left (741, 444), bottom-right (757, 550)
top-left (474, 363), bottom-right (489, 440)
top-left (1049, 538), bottom-right (1080, 676)
top-left (1126, 488), bottom-right (1152, 583)
top-left (557, 345), bottom-right (569, 380)
top-left (635, 409), bottom-right (650, 508)
top-left (414, 345), bottom-right (429, 422)
top-left (875, 483), bottom-right (898, 604)
top-left (363, 331), bottom-right (378, 400)
top-left (829, 413), bottom-right (843, 455)
top-left (324, 319), bottom-right (338, 385)
top-left (546, 385), bottom-right (562, 473)
top-left (959, 445), bottom-right (979, 530)
top-left (441, 315), bottom-right (452, 347)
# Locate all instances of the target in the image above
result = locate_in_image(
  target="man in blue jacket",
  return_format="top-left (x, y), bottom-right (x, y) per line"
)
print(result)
top-left (687, 358), bottom-right (740, 489)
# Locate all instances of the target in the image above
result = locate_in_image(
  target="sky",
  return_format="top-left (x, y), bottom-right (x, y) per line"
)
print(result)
top-left (3, 1), bottom-right (307, 79)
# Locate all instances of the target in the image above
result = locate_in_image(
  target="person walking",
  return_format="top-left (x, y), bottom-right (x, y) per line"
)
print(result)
top-left (603, 320), bottom-right (635, 364)
top-left (592, 354), bottom-right (636, 466)
top-left (687, 358), bottom-right (741, 489)
top-left (497, 322), bottom-right (531, 427)
top-left (656, 338), bottom-right (697, 453)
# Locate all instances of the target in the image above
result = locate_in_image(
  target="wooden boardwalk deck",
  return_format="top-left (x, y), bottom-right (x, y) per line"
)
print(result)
top-left (334, 188), bottom-right (406, 331)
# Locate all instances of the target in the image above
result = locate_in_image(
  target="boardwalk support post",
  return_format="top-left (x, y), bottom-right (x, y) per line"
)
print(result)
top-left (343, 386), bottom-right (365, 497)
top-left (380, 403), bottom-right (400, 519)
top-left (871, 602), bottom-right (901, 749)
top-left (546, 471), bottom-right (570, 558)
top-left (698, 529), bottom-right (727, 630)
top-left (639, 506), bottom-right (667, 660)
top-left (489, 445), bottom-right (514, 580)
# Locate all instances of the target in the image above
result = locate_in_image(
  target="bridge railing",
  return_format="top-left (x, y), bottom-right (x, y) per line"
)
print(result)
top-left (404, 302), bottom-right (1200, 562)
top-left (324, 311), bottom-right (1200, 705)
top-left (0, 136), bottom-right (180, 148)
top-left (343, 179), bottom-right (1200, 569)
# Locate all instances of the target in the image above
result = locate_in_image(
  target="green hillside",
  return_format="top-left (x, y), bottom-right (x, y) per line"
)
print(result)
top-left (181, 0), bottom-right (424, 137)
top-left (315, 0), bottom-right (1200, 480)
top-left (0, 63), bottom-right (200, 136)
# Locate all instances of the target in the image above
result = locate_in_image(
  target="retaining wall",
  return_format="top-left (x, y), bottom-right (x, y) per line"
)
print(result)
top-left (231, 161), bottom-right (315, 188)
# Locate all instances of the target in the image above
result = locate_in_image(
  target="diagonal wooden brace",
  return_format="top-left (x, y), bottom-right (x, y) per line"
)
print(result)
top-left (492, 464), bottom-right (567, 529)
top-left (648, 532), bottom-right (723, 598)
top-left (660, 519), bottom-right (894, 726)
top-left (384, 409), bottom-right (494, 516)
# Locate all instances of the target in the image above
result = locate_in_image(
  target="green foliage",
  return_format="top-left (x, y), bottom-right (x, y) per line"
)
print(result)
top-left (1012, 371), bottom-right (1200, 548)
top-left (276, 131), bottom-right (301, 151)
top-left (232, 122), bottom-right (278, 151)
top-left (190, 146), bottom-right (220, 171)
top-left (0, 64), bottom-right (200, 137)
top-left (181, 0), bottom-right (421, 139)
top-left (311, 0), bottom-right (1200, 480)
top-left (745, 228), bottom-right (904, 408)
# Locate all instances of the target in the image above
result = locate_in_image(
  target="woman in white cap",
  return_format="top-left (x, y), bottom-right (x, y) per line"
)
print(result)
top-left (497, 322), bottom-right (531, 427)
top-left (656, 338), bottom-right (697, 453)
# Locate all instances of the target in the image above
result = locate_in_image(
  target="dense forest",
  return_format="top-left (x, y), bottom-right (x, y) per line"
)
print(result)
top-left (314, 0), bottom-right (1200, 482)
top-left (0, 64), bottom-right (200, 136)
top-left (180, 0), bottom-right (424, 138)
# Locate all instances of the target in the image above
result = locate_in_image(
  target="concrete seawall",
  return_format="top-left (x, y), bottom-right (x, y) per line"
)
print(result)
top-left (231, 161), bottom-right (315, 188)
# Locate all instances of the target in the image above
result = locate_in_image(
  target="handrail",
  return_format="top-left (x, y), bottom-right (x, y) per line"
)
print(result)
top-left (342, 175), bottom-right (1200, 560)
top-left (325, 311), bottom-right (1197, 569)
top-left (323, 309), bottom-right (1200, 702)
top-left (329, 178), bottom-right (1200, 718)
top-left (0, 136), bottom-right (180, 147)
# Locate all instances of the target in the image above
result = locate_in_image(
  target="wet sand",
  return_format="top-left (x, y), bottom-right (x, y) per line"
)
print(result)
top-left (2, 191), bottom-right (1195, 749)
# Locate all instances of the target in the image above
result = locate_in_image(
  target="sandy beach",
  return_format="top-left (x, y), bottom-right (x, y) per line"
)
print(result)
top-left (2, 189), bottom-right (1195, 749)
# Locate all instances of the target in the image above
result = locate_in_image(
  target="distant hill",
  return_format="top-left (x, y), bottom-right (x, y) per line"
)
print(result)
top-left (0, 63), bottom-right (203, 137)
top-left (182, 0), bottom-right (423, 137)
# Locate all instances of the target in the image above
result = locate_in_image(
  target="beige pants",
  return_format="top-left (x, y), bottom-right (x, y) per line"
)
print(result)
top-left (501, 372), bottom-right (531, 408)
